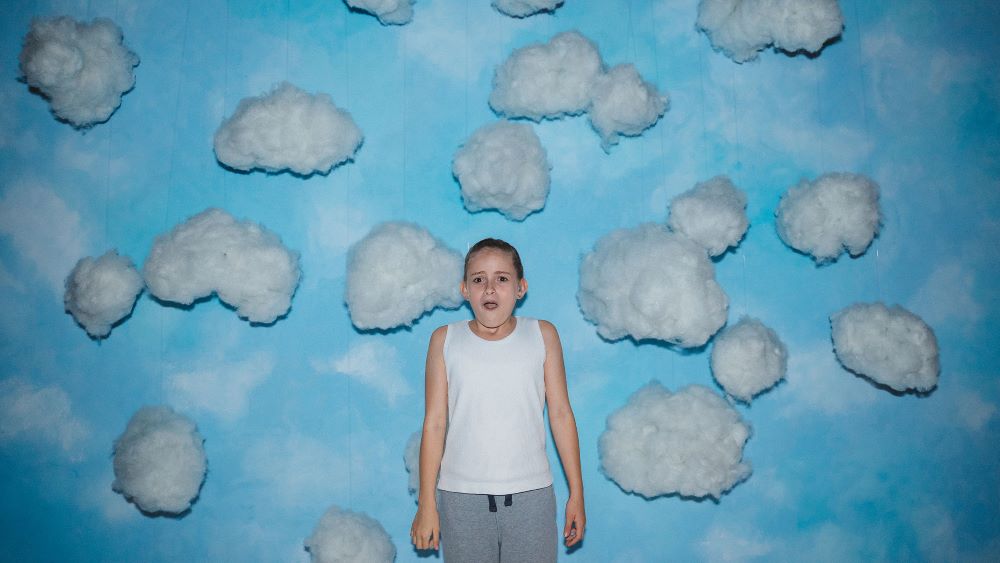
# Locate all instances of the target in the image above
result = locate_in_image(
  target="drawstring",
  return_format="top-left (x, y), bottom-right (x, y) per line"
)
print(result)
top-left (487, 494), bottom-right (513, 512)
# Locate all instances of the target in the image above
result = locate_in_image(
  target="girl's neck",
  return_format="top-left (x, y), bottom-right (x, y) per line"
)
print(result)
top-left (468, 316), bottom-right (517, 341)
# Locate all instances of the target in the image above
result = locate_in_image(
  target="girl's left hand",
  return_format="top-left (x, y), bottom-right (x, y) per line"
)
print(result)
top-left (563, 495), bottom-right (586, 547)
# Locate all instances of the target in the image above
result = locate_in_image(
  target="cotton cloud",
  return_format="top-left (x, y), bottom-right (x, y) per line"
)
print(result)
top-left (599, 382), bottom-right (751, 500)
top-left (404, 430), bottom-right (420, 496)
top-left (214, 82), bottom-right (362, 176)
top-left (345, 0), bottom-right (414, 25)
top-left (452, 120), bottom-right (551, 220)
top-left (489, 31), bottom-right (603, 121)
top-left (668, 175), bottom-right (748, 257)
top-left (304, 505), bottom-right (396, 563)
top-left (711, 317), bottom-right (787, 402)
top-left (696, 0), bottom-right (844, 63)
top-left (588, 63), bottom-right (668, 150)
top-left (18, 16), bottom-right (139, 127)
top-left (344, 222), bottom-right (463, 330)
top-left (166, 352), bottom-right (274, 422)
top-left (775, 172), bottom-right (881, 263)
top-left (142, 208), bottom-right (301, 324)
top-left (830, 302), bottom-right (940, 393)
top-left (312, 340), bottom-right (412, 405)
top-left (64, 250), bottom-right (144, 338)
top-left (578, 223), bottom-right (728, 347)
top-left (112, 405), bottom-right (207, 515)
top-left (493, 0), bottom-right (563, 18)
top-left (0, 377), bottom-right (89, 457)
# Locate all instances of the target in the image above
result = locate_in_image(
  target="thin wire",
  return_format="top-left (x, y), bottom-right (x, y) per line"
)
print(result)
top-left (221, 0), bottom-right (231, 210)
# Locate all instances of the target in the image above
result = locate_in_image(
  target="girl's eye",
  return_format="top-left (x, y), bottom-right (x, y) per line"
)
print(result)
top-left (498, 276), bottom-right (509, 283)
top-left (472, 277), bottom-right (483, 284)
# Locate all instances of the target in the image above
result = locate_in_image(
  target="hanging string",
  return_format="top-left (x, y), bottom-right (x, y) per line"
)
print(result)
top-left (221, 0), bottom-right (231, 210)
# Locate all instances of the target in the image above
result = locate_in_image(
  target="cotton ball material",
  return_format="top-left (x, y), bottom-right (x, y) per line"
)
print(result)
top-left (599, 382), bottom-right (751, 500)
top-left (668, 176), bottom-right (749, 257)
top-left (404, 430), bottom-right (420, 496)
top-left (142, 208), bottom-right (300, 324)
top-left (493, 0), bottom-right (564, 18)
top-left (578, 223), bottom-right (728, 347)
top-left (345, 0), bottom-right (414, 25)
top-left (588, 64), bottom-right (668, 150)
top-left (489, 31), bottom-right (604, 121)
top-left (64, 250), bottom-right (144, 338)
top-left (711, 317), bottom-right (787, 402)
top-left (214, 82), bottom-right (363, 176)
top-left (111, 405), bottom-right (207, 514)
top-left (775, 172), bottom-right (880, 263)
top-left (452, 121), bottom-right (551, 220)
top-left (345, 222), bottom-right (463, 330)
top-left (831, 302), bottom-right (940, 393)
top-left (697, 0), bottom-right (844, 63)
top-left (304, 505), bottom-right (396, 563)
top-left (19, 16), bottom-right (139, 127)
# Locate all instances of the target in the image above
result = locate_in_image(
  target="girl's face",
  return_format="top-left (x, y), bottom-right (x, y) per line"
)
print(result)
top-left (461, 248), bottom-right (527, 330)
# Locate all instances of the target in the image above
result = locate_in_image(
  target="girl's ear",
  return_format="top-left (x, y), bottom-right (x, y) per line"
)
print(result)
top-left (460, 280), bottom-right (469, 300)
top-left (517, 278), bottom-right (528, 298)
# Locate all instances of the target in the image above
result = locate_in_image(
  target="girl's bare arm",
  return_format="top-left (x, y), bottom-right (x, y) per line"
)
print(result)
top-left (411, 326), bottom-right (449, 551)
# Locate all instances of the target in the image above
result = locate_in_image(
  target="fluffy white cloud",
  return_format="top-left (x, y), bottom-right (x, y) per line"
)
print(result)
top-left (492, 0), bottom-right (563, 18)
top-left (304, 505), bottom-right (396, 563)
top-left (345, 0), bottom-right (414, 25)
top-left (64, 250), bottom-right (144, 338)
top-left (452, 120), bottom-right (551, 220)
top-left (830, 302), bottom-right (940, 393)
top-left (489, 31), bottom-right (603, 121)
top-left (344, 222), bottom-right (463, 330)
top-left (142, 208), bottom-right (301, 324)
top-left (599, 382), bottom-right (751, 499)
top-left (668, 175), bottom-right (748, 257)
top-left (404, 430), bottom-right (420, 496)
top-left (711, 317), bottom-right (787, 402)
top-left (578, 223), bottom-right (728, 347)
top-left (775, 172), bottom-right (881, 263)
top-left (112, 405), bottom-right (207, 514)
top-left (588, 63), bottom-right (668, 150)
top-left (696, 0), bottom-right (844, 63)
top-left (166, 352), bottom-right (274, 422)
top-left (214, 82), bottom-right (362, 176)
top-left (18, 16), bottom-right (139, 127)
top-left (0, 377), bottom-right (89, 457)
top-left (312, 340), bottom-right (412, 405)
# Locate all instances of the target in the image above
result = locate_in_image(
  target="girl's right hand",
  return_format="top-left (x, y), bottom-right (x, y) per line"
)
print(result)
top-left (410, 505), bottom-right (440, 551)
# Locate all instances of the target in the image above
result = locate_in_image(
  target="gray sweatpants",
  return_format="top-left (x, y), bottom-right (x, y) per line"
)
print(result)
top-left (437, 485), bottom-right (557, 563)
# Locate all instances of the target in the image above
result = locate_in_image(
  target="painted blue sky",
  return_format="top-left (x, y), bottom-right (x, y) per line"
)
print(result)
top-left (1, 0), bottom-right (998, 561)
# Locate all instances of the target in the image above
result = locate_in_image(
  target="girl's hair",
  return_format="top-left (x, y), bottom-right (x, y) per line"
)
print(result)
top-left (464, 238), bottom-right (524, 280)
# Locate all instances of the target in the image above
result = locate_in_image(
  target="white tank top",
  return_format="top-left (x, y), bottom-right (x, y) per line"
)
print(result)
top-left (437, 317), bottom-right (553, 494)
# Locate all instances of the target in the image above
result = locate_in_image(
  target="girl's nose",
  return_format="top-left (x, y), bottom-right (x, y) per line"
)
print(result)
top-left (485, 280), bottom-right (496, 294)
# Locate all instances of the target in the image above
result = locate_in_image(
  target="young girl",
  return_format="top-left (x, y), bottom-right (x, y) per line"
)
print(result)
top-left (410, 238), bottom-right (586, 562)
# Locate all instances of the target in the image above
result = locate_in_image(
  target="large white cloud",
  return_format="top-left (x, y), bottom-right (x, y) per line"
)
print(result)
top-left (493, 0), bottom-right (563, 18)
top-left (304, 505), bottom-right (396, 563)
top-left (452, 120), bottom-right (551, 220)
top-left (599, 382), bottom-right (752, 500)
top-left (18, 16), bottom-right (139, 127)
top-left (775, 172), bottom-right (881, 263)
top-left (404, 430), bottom-right (420, 496)
top-left (312, 340), bottom-right (412, 405)
top-left (668, 175), bottom-right (748, 257)
top-left (166, 352), bottom-right (274, 422)
top-left (142, 208), bottom-right (301, 324)
top-left (344, 222), bottom-right (463, 330)
top-left (0, 377), bottom-right (89, 457)
top-left (345, 0), bottom-right (414, 25)
top-left (830, 302), bottom-right (940, 393)
top-left (111, 405), bottom-right (207, 515)
top-left (711, 317), bottom-right (787, 402)
top-left (64, 250), bottom-right (144, 338)
top-left (214, 82), bottom-right (363, 176)
top-left (489, 30), bottom-right (603, 121)
top-left (696, 0), bottom-right (844, 63)
top-left (588, 63), bottom-right (668, 150)
top-left (578, 223), bottom-right (728, 347)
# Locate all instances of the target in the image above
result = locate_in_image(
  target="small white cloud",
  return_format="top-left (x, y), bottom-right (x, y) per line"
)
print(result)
top-left (214, 82), bottom-right (362, 176)
top-left (243, 432), bottom-right (350, 508)
top-left (775, 172), bottom-right (881, 263)
top-left (578, 223), bottom-right (728, 347)
top-left (831, 302), bottom-right (940, 393)
top-left (111, 405), bottom-right (207, 515)
top-left (166, 352), bottom-right (274, 422)
top-left (344, 222), bottom-right (463, 330)
top-left (345, 0), bottom-right (414, 25)
top-left (492, 0), bottom-right (564, 18)
top-left (588, 63), bottom-right (668, 150)
top-left (19, 16), bottom-right (139, 127)
top-left (312, 341), bottom-right (412, 405)
top-left (304, 505), bottom-right (396, 563)
top-left (0, 377), bottom-right (89, 459)
top-left (698, 524), bottom-right (774, 562)
top-left (142, 208), bottom-right (301, 324)
top-left (668, 175), bottom-right (748, 257)
top-left (599, 382), bottom-right (752, 500)
top-left (711, 317), bottom-right (787, 403)
top-left (452, 120), bottom-right (551, 220)
top-left (64, 250), bottom-right (144, 338)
